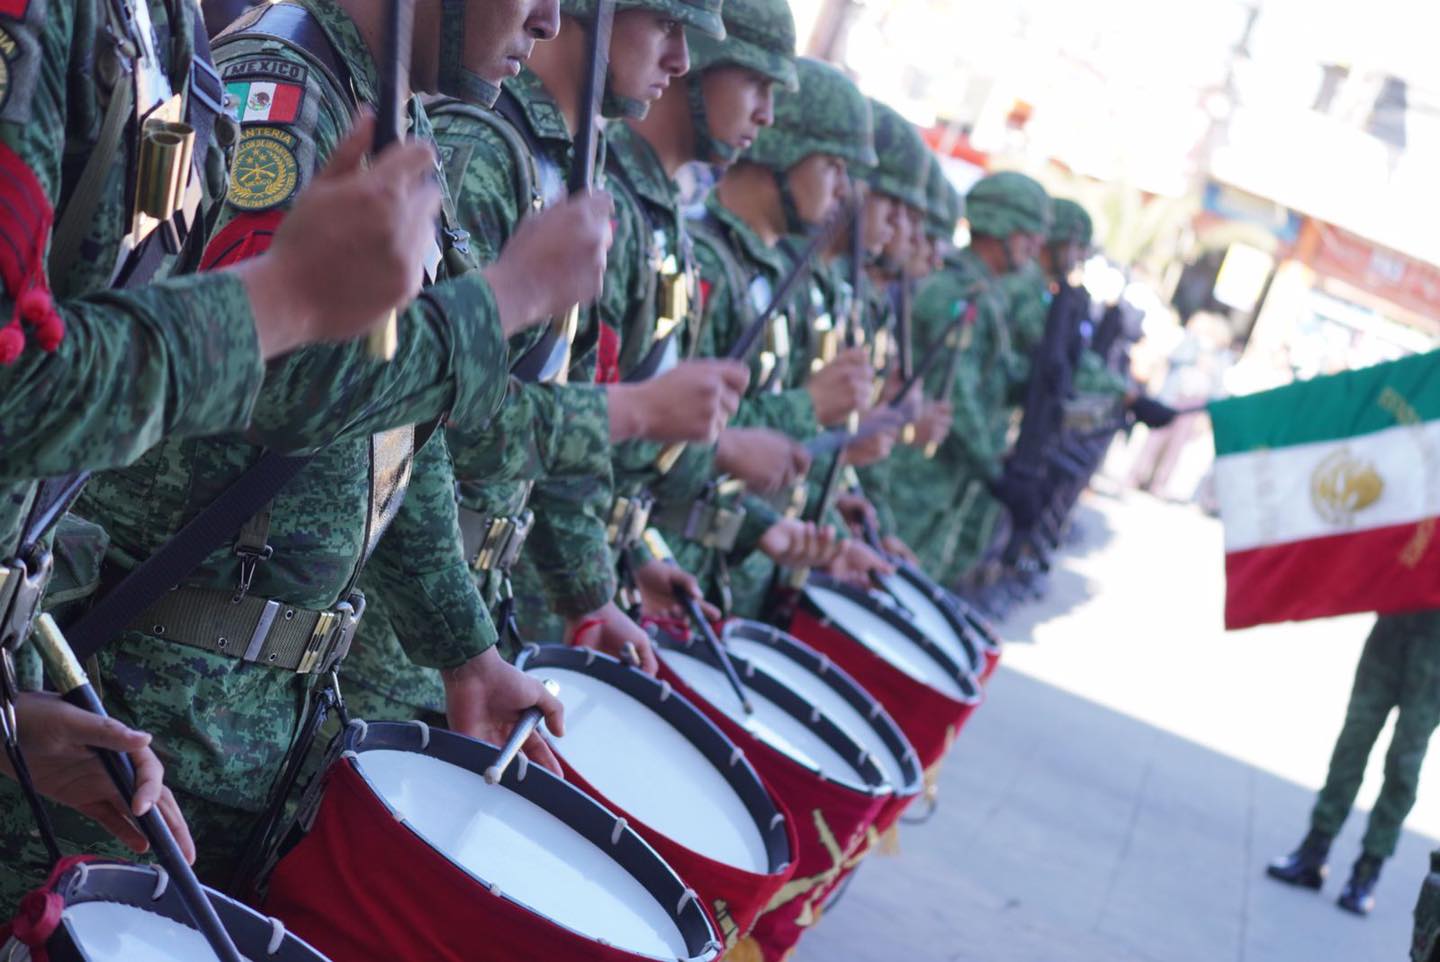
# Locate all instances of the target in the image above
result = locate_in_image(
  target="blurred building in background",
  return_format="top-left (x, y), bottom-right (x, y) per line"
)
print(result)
top-left (794, 0), bottom-right (1440, 378)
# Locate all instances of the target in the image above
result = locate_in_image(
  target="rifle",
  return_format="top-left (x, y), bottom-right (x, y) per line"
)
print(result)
top-left (364, 0), bottom-right (413, 361)
top-left (509, 0), bottom-right (614, 384)
top-left (921, 300), bottom-right (977, 458)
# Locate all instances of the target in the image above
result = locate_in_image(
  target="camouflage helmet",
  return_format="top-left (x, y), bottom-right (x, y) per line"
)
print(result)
top-left (922, 152), bottom-right (962, 240)
top-left (865, 99), bottom-right (929, 212)
top-left (1047, 197), bottom-right (1093, 248)
top-left (560, 0), bottom-right (725, 118)
top-left (685, 0), bottom-right (798, 165)
top-left (965, 171), bottom-right (1051, 238)
top-left (746, 58), bottom-right (878, 174)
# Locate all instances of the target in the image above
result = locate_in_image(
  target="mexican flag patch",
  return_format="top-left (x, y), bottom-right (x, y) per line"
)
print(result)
top-left (226, 80), bottom-right (303, 124)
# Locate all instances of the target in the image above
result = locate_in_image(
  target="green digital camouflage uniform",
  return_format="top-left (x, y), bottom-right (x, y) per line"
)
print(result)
top-left (1312, 611), bottom-right (1440, 860)
top-left (0, 0), bottom-right (521, 901)
top-left (887, 246), bottom-right (1014, 581)
top-left (0, 0), bottom-right (267, 561)
top-left (343, 65), bottom-right (621, 723)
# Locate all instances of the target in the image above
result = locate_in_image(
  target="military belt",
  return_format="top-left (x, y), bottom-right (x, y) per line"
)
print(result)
top-left (652, 481), bottom-right (747, 552)
top-left (458, 509), bottom-right (534, 573)
top-left (130, 588), bottom-right (364, 675)
top-left (606, 494), bottom-right (654, 550)
top-left (0, 551), bottom-right (53, 654)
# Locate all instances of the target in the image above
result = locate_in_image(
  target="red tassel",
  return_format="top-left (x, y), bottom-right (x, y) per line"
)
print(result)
top-left (19, 288), bottom-right (62, 351)
top-left (0, 320), bottom-right (23, 365)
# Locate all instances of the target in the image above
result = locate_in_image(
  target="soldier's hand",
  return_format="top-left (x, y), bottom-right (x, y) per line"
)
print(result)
top-left (908, 398), bottom-right (952, 447)
top-left (825, 538), bottom-right (896, 587)
top-left (841, 424), bottom-right (896, 467)
top-left (714, 427), bottom-right (811, 495)
top-left (807, 347), bottom-right (875, 426)
top-left (564, 602), bottom-right (658, 675)
top-left (759, 519), bottom-right (841, 568)
top-left (633, 560), bottom-right (720, 625)
top-left (241, 113), bottom-right (443, 358)
top-left (441, 648), bottom-right (565, 774)
top-left (833, 492), bottom-right (878, 534)
top-left (484, 189), bottom-right (615, 338)
top-left (0, 692), bottom-right (194, 861)
top-left (881, 534), bottom-right (919, 566)
top-left (608, 359), bottom-right (748, 443)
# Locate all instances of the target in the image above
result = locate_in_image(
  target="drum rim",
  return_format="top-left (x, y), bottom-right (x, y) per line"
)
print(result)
top-left (800, 573), bottom-right (982, 704)
top-left (721, 619), bottom-right (924, 799)
top-left (880, 568), bottom-right (985, 673)
top-left (339, 719), bottom-right (722, 962)
top-left (895, 563), bottom-right (1002, 654)
top-left (652, 630), bottom-right (892, 798)
top-left (22, 860), bottom-right (328, 962)
top-left (514, 644), bottom-right (793, 875)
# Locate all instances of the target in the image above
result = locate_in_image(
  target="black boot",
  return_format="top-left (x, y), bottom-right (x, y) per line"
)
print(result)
top-left (1337, 854), bottom-right (1383, 916)
top-left (1266, 829), bottom-right (1332, 890)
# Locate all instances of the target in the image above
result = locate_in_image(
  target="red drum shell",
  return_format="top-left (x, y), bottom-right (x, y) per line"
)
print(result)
top-left (654, 634), bottom-right (888, 962)
top-left (515, 645), bottom-right (796, 948)
top-left (264, 721), bottom-right (720, 962)
top-left (788, 575), bottom-right (983, 773)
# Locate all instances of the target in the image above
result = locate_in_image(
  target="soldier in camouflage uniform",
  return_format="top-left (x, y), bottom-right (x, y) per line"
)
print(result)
top-left (510, 0), bottom-right (816, 639)
top-left (885, 170), bottom-right (1049, 585)
top-left (0, 0), bottom-right (472, 889)
top-left (681, 57), bottom-right (884, 617)
top-left (1269, 610), bottom-right (1440, 916)
top-left (0, 0), bottom-right (609, 903)
top-left (340, 0), bottom-right (752, 728)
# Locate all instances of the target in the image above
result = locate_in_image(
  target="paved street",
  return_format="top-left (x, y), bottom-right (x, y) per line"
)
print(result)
top-left (796, 488), bottom-right (1439, 962)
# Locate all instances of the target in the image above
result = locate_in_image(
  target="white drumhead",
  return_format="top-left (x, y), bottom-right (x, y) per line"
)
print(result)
top-left (537, 666), bottom-right (770, 872)
top-left (726, 637), bottom-right (911, 792)
top-left (357, 749), bottom-right (689, 959)
top-left (805, 586), bottom-right (968, 700)
top-left (55, 901), bottom-right (259, 962)
top-left (660, 648), bottom-right (875, 793)
top-left (882, 575), bottom-right (978, 674)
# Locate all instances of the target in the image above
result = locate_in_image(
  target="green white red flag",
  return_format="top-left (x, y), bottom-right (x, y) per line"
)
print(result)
top-left (1210, 350), bottom-right (1440, 629)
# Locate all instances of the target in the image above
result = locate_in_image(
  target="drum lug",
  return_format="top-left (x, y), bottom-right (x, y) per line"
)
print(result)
top-left (610, 816), bottom-right (628, 846)
top-left (406, 718), bottom-right (431, 750)
top-left (728, 746), bottom-right (743, 768)
top-left (150, 866), bottom-right (170, 900)
top-left (675, 888), bottom-right (699, 916)
top-left (266, 917), bottom-right (287, 955)
top-left (657, 680), bottom-right (673, 702)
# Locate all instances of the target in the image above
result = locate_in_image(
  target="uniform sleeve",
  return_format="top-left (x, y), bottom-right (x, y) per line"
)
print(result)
top-left (198, 59), bottom-right (510, 451)
top-left (361, 432), bottom-right (497, 667)
top-left (730, 388), bottom-right (819, 439)
top-left (729, 494), bottom-right (781, 561)
top-left (0, 3), bottom-right (265, 480)
top-left (447, 380), bottom-right (610, 482)
top-left (523, 467), bottom-right (617, 617)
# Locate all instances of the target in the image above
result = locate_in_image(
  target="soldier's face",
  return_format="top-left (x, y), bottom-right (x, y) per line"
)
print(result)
top-left (464, 0), bottom-right (559, 83)
top-left (861, 192), bottom-right (896, 255)
top-left (609, 10), bottom-right (690, 115)
top-left (787, 153), bottom-right (847, 226)
top-left (1005, 230), bottom-right (1041, 269)
top-left (909, 229), bottom-right (934, 279)
top-left (881, 197), bottom-right (912, 266)
top-left (700, 66), bottom-right (777, 161)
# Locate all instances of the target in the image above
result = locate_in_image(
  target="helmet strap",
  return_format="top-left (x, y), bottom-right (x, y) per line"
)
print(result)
top-left (687, 75), bottom-right (739, 165)
top-left (774, 168), bottom-right (808, 235)
top-left (438, 0), bottom-right (501, 107)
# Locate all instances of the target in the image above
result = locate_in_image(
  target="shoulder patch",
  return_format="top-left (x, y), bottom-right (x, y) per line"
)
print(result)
top-left (225, 77), bottom-right (305, 125)
top-left (227, 126), bottom-right (301, 211)
top-left (221, 56), bottom-right (308, 86)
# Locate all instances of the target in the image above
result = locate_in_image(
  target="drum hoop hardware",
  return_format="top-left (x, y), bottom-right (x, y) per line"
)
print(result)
top-left (266, 917), bottom-right (287, 955)
top-left (657, 680), bottom-right (673, 702)
top-left (407, 719), bottom-right (431, 750)
top-left (609, 816), bottom-right (627, 846)
top-left (150, 865), bottom-right (170, 900)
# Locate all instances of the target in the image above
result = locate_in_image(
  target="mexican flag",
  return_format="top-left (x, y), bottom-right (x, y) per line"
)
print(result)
top-left (1211, 350), bottom-right (1440, 629)
top-left (226, 80), bottom-right (302, 124)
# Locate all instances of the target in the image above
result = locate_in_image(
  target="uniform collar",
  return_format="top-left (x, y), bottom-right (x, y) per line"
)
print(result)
top-left (295, 0), bottom-right (379, 106)
top-left (606, 124), bottom-right (678, 212)
top-left (505, 67), bottom-right (576, 166)
top-left (704, 192), bottom-right (787, 278)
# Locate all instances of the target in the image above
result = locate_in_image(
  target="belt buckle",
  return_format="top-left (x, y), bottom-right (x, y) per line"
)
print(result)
top-left (299, 594), bottom-right (367, 676)
top-left (496, 510), bottom-right (534, 571)
top-left (0, 551), bottom-right (53, 653)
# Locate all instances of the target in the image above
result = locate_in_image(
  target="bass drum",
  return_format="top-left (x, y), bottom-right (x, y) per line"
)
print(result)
top-left (882, 561), bottom-right (1001, 682)
top-left (653, 630), bottom-right (888, 962)
top-left (263, 719), bottom-right (721, 962)
top-left (514, 644), bottom-right (795, 949)
top-left (787, 573), bottom-right (983, 774)
top-left (1, 859), bottom-right (331, 962)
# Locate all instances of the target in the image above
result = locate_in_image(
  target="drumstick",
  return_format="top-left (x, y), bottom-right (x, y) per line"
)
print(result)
top-left (30, 614), bottom-right (245, 962)
top-left (484, 678), bottom-right (560, 785)
top-left (621, 641), bottom-right (642, 668)
top-left (676, 592), bottom-right (754, 716)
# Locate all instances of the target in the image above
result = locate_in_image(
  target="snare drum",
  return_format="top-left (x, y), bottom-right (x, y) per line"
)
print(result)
top-left (263, 720), bottom-right (721, 962)
top-left (653, 631), bottom-right (888, 962)
top-left (880, 561), bottom-right (1001, 682)
top-left (514, 644), bottom-right (794, 947)
top-left (1, 859), bottom-right (330, 962)
top-left (787, 573), bottom-right (983, 773)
